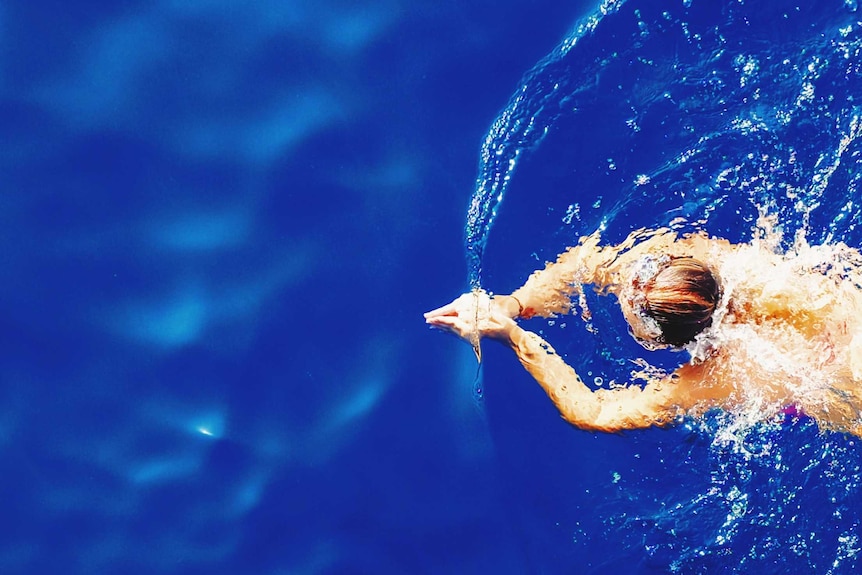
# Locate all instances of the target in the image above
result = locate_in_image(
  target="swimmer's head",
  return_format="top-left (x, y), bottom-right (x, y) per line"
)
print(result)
top-left (622, 256), bottom-right (720, 349)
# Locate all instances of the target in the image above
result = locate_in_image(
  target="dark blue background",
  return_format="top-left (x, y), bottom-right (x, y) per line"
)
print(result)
top-left (7, 1), bottom-right (862, 574)
top-left (2, 1), bottom-right (590, 573)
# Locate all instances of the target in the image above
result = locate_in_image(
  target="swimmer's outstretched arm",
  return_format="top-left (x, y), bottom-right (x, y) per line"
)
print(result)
top-left (509, 229), bottom-right (678, 318)
top-left (506, 232), bottom-right (605, 318)
top-left (426, 292), bottom-right (707, 432)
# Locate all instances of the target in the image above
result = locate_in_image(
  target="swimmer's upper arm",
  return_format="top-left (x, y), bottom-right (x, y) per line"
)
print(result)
top-left (509, 326), bottom-right (710, 432)
top-left (509, 231), bottom-right (607, 317)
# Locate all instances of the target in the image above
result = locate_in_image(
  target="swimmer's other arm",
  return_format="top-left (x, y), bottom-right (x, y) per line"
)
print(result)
top-left (504, 325), bottom-right (695, 432)
top-left (507, 231), bottom-right (608, 318)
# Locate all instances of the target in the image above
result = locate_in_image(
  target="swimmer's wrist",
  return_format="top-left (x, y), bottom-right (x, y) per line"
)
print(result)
top-left (497, 294), bottom-right (534, 320)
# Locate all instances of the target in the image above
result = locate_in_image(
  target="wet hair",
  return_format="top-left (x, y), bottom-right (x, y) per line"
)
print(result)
top-left (642, 258), bottom-right (720, 347)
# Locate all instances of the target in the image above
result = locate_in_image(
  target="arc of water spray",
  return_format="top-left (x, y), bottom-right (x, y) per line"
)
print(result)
top-left (463, 0), bottom-right (626, 361)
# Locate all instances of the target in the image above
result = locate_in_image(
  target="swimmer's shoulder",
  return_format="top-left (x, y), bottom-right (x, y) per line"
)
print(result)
top-left (618, 228), bottom-right (737, 261)
top-left (586, 228), bottom-right (678, 291)
top-left (595, 229), bottom-right (744, 288)
top-left (676, 231), bottom-right (736, 263)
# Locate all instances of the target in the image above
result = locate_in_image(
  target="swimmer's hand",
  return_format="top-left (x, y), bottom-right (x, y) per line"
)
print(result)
top-left (424, 291), bottom-right (519, 344)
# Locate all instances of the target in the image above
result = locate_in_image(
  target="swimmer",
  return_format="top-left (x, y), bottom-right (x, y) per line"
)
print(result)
top-left (425, 227), bottom-right (862, 436)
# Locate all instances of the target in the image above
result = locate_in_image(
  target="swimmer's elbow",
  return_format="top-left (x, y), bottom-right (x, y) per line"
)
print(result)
top-left (554, 399), bottom-right (649, 433)
top-left (590, 408), bottom-right (671, 432)
top-left (555, 398), bottom-right (601, 430)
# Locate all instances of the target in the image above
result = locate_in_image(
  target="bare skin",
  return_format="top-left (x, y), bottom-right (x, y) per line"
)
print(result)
top-left (425, 228), bottom-right (862, 436)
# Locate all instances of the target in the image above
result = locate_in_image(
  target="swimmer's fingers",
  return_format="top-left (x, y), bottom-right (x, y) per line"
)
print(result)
top-left (426, 315), bottom-right (475, 342)
top-left (425, 314), bottom-right (465, 332)
top-left (424, 292), bottom-right (483, 320)
top-left (424, 301), bottom-right (459, 319)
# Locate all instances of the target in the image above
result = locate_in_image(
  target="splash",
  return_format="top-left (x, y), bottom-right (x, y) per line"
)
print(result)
top-left (465, 0), bottom-right (626, 289)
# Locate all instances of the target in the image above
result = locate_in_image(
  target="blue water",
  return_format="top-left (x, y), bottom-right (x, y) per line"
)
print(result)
top-left (5, 0), bottom-right (862, 573)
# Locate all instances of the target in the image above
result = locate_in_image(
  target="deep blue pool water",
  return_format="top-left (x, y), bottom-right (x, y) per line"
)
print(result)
top-left (5, 0), bottom-right (862, 573)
